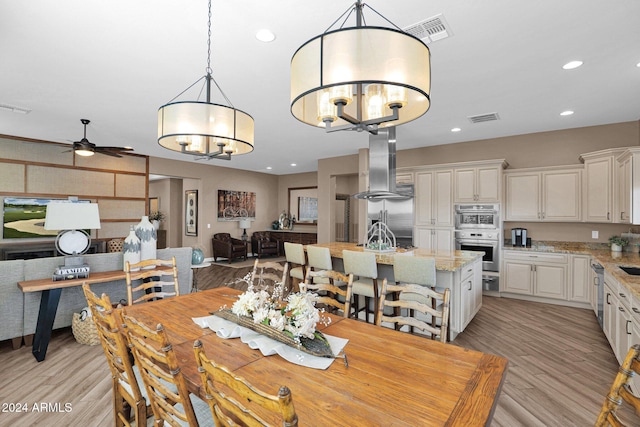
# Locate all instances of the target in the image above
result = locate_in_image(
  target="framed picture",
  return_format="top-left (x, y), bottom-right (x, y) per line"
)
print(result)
top-left (298, 196), bottom-right (318, 222)
top-left (217, 189), bottom-right (256, 221)
top-left (185, 190), bottom-right (198, 236)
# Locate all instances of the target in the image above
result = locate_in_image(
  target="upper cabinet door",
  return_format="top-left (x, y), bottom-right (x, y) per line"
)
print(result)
top-left (454, 165), bottom-right (502, 203)
top-left (505, 172), bottom-right (541, 221)
top-left (542, 169), bottom-right (581, 221)
top-left (434, 169), bottom-right (453, 227)
top-left (415, 171), bottom-right (434, 225)
top-left (584, 156), bottom-right (613, 222)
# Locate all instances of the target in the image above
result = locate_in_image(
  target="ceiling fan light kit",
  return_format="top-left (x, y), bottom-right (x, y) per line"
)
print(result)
top-left (72, 119), bottom-right (133, 157)
top-left (290, 0), bottom-right (431, 134)
top-left (157, 0), bottom-right (254, 161)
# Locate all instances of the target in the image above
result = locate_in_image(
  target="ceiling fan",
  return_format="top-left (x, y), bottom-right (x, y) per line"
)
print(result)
top-left (71, 119), bottom-right (134, 157)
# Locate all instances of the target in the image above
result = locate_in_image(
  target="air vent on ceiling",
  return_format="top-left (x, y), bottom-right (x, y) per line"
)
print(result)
top-left (468, 113), bottom-right (500, 124)
top-left (0, 102), bottom-right (31, 114)
top-left (403, 14), bottom-right (452, 43)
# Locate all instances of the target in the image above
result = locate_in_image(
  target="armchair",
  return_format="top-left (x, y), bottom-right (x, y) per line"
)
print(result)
top-left (212, 233), bottom-right (247, 264)
top-left (251, 231), bottom-right (281, 259)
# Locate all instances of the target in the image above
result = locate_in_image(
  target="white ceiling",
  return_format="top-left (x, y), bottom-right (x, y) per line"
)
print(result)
top-left (1, 0), bottom-right (639, 175)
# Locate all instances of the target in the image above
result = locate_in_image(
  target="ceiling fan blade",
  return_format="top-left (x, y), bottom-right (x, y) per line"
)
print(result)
top-left (95, 150), bottom-right (122, 158)
top-left (97, 146), bottom-right (133, 151)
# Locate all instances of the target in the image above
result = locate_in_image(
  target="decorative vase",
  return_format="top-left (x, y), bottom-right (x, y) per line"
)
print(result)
top-left (123, 226), bottom-right (141, 271)
top-left (611, 243), bottom-right (623, 252)
top-left (135, 216), bottom-right (157, 261)
top-left (192, 248), bottom-right (204, 265)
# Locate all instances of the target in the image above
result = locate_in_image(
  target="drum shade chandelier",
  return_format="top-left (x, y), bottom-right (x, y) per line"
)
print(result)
top-left (290, 0), bottom-right (431, 134)
top-left (158, 0), bottom-right (254, 160)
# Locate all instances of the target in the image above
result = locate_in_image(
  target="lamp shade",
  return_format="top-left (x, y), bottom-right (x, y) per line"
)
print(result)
top-left (158, 101), bottom-right (254, 156)
top-left (291, 26), bottom-right (431, 129)
top-left (238, 219), bottom-right (251, 230)
top-left (44, 203), bottom-right (101, 231)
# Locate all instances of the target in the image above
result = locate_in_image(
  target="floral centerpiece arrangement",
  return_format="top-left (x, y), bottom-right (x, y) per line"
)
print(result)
top-left (215, 273), bottom-right (334, 357)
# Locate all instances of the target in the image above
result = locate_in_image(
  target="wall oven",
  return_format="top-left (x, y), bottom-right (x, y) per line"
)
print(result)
top-left (454, 230), bottom-right (500, 272)
top-left (455, 204), bottom-right (500, 229)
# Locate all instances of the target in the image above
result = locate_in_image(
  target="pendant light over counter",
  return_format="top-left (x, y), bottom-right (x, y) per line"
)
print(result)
top-left (290, 1), bottom-right (431, 134)
top-left (157, 0), bottom-right (254, 160)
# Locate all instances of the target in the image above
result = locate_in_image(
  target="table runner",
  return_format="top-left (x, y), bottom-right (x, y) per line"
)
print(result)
top-left (193, 315), bottom-right (348, 370)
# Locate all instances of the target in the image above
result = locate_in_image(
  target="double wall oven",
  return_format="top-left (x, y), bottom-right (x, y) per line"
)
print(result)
top-left (454, 204), bottom-right (501, 291)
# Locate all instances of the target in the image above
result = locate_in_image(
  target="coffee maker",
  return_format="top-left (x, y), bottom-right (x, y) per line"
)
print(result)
top-left (512, 228), bottom-right (528, 247)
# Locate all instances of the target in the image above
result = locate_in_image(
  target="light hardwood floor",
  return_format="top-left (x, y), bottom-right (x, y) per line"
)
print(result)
top-left (0, 265), bottom-right (620, 426)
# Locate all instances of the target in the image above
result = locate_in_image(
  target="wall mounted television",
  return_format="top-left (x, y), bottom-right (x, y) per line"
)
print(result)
top-left (2, 197), bottom-right (88, 239)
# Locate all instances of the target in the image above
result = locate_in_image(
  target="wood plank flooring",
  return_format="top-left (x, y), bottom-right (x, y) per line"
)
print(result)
top-left (0, 263), bottom-right (621, 426)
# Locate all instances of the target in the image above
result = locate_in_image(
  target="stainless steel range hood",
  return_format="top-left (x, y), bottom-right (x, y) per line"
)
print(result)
top-left (353, 128), bottom-right (413, 200)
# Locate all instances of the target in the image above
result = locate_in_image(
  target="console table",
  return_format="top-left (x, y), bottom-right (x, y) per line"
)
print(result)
top-left (18, 270), bottom-right (127, 362)
top-left (269, 230), bottom-right (317, 245)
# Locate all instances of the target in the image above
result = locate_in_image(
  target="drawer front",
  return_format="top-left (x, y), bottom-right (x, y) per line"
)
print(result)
top-left (616, 281), bottom-right (632, 310)
top-left (503, 250), bottom-right (568, 264)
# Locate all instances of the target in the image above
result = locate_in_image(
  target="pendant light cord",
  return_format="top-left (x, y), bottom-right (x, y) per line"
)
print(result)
top-left (166, 0), bottom-right (234, 107)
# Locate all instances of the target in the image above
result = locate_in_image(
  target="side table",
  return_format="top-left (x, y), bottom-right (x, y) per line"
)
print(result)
top-left (190, 262), bottom-right (212, 293)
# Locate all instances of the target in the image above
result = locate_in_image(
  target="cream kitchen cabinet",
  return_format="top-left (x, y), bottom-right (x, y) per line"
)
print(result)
top-left (504, 167), bottom-right (582, 222)
top-left (580, 150), bottom-right (622, 223)
top-left (454, 161), bottom-right (506, 203)
top-left (414, 226), bottom-right (453, 252)
top-left (458, 258), bottom-right (483, 331)
top-left (569, 254), bottom-right (591, 304)
top-left (603, 273), bottom-right (616, 345)
top-left (617, 154), bottom-right (632, 223)
top-left (502, 250), bottom-right (567, 299)
top-left (415, 169), bottom-right (453, 227)
top-left (396, 172), bottom-right (414, 184)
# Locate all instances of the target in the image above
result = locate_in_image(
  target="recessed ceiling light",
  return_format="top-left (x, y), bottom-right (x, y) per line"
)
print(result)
top-left (636, 62), bottom-right (640, 68)
top-left (255, 29), bottom-right (276, 42)
top-left (451, 127), bottom-right (461, 132)
top-left (560, 110), bottom-right (574, 116)
top-left (290, 163), bottom-right (297, 167)
top-left (562, 60), bottom-right (583, 70)
top-left (266, 166), bottom-right (272, 170)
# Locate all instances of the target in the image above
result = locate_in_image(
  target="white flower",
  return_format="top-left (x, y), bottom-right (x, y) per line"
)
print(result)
top-left (231, 290), bottom-right (270, 317)
top-left (268, 309), bottom-right (285, 331)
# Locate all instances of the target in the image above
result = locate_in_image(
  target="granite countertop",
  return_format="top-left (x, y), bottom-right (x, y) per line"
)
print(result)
top-left (311, 242), bottom-right (483, 272)
top-left (505, 240), bottom-right (640, 299)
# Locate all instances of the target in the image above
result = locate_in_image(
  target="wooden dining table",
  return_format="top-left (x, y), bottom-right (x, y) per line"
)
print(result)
top-left (122, 287), bottom-right (508, 426)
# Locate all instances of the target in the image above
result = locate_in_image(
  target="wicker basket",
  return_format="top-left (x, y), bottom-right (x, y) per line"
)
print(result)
top-left (72, 312), bottom-right (100, 346)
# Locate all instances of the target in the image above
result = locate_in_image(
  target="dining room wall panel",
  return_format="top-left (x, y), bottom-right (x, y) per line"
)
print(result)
top-left (27, 165), bottom-right (115, 196)
top-left (115, 174), bottom-right (146, 198)
top-left (0, 163), bottom-right (25, 193)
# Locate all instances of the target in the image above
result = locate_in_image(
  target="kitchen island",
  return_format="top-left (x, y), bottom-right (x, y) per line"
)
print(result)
top-left (311, 242), bottom-right (484, 340)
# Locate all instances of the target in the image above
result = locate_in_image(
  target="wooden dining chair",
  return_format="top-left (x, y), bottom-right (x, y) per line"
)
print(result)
top-left (301, 269), bottom-right (354, 317)
top-left (193, 340), bottom-right (299, 426)
top-left (342, 250), bottom-right (379, 323)
top-left (82, 283), bottom-right (152, 427)
top-left (250, 259), bottom-right (289, 299)
top-left (393, 255), bottom-right (440, 332)
top-left (375, 278), bottom-right (450, 343)
top-left (121, 312), bottom-right (212, 426)
top-left (284, 242), bottom-right (306, 291)
top-left (595, 344), bottom-right (640, 426)
top-left (124, 257), bottom-right (179, 305)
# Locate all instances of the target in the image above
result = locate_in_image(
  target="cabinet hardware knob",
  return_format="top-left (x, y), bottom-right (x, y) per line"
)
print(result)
top-left (627, 320), bottom-right (632, 335)
top-left (606, 294), bottom-right (611, 304)
top-left (633, 308), bottom-right (640, 314)
top-left (607, 212), bottom-right (610, 220)
top-left (619, 307), bottom-right (625, 312)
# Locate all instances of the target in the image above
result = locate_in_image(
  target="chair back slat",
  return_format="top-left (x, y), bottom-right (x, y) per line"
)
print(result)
top-left (302, 269), bottom-right (354, 317)
top-left (194, 341), bottom-right (298, 426)
top-left (375, 278), bottom-right (450, 343)
top-left (125, 257), bottom-right (179, 306)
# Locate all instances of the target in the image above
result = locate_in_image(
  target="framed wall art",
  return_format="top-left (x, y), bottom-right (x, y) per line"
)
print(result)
top-left (217, 189), bottom-right (256, 221)
top-left (185, 190), bottom-right (198, 236)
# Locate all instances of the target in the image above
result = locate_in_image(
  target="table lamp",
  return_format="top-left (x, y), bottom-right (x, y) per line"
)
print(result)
top-left (44, 202), bottom-right (101, 273)
top-left (239, 219), bottom-right (251, 241)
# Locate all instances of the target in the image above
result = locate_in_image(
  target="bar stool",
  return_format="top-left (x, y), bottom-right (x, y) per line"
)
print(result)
top-left (393, 255), bottom-right (439, 333)
top-left (284, 242), bottom-right (306, 292)
top-left (306, 245), bottom-right (334, 284)
top-left (342, 250), bottom-right (379, 323)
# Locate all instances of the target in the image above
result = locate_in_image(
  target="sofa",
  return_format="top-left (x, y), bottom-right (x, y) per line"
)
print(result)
top-left (251, 231), bottom-right (281, 258)
top-left (0, 247), bottom-right (192, 349)
top-left (212, 233), bottom-right (247, 263)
